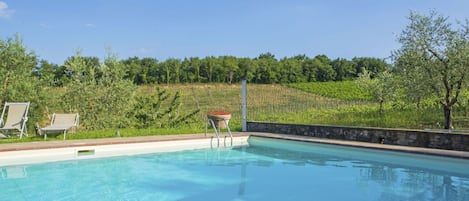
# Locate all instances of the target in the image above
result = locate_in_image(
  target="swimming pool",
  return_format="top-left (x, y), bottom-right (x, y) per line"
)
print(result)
top-left (1, 136), bottom-right (469, 201)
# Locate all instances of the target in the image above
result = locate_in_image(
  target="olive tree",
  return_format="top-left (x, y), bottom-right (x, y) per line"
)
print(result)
top-left (356, 69), bottom-right (395, 114)
top-left (393, 11), bottom-right (469, 129)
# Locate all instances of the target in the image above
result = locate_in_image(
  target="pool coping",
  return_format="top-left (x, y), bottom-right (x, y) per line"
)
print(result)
top-left (0, 133), bottom-right (249, 152)
top-left (250, 132), bottom-right (469, 159)
top-left (1, 132), bottom-right (469, 159)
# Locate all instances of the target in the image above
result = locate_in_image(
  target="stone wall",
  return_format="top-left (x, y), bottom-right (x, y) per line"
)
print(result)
top-left (247, 122), bottom-right (469, 151)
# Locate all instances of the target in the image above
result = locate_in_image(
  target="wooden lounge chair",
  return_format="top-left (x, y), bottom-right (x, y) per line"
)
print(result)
top-left (0, 102), bottom-right (30, 139)
top-left (41, 113), bottom-right (79, 140)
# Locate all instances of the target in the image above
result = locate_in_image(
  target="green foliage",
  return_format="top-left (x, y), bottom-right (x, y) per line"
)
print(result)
top-left (254, 103), bottom-right (443, 129)
top-left (393, 10), bottom-right (469, 129)
top-left (133, 87), bottom-right (200, 128)
top-left (278, 57), bottom-right (305, 83)
top-left (95, 54), bottom-right (392, 85)
top-left (245, 83), bottom-right (469, 129)
top-left (352, 57), bottom-right (390, 77)
top-left (6, 9), bottom-right (469, 141)
top-left (0, 34), bottom-right (46, 131)
top-left (288, 81), bottom-right (372, 101)
top-left (313, 55), bottom-right (336, 82)
top-left (332, 58), bottom-right (357, 81)
top-left (27, 48), bottom-right (392, 85)
top-left (356, 69), bottom-right (396, 113)
top-left (59, 51), bottom-right (137, 130)
top-left (7, 82), bottom-right (469, 143)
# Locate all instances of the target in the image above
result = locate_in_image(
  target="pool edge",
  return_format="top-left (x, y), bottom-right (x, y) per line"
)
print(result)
top-left (250, 132), bottom-right (469, 160)
top-left (0, 134), bottom-right (249, 166)
top-left (1, 132), bottom-right (468, 164)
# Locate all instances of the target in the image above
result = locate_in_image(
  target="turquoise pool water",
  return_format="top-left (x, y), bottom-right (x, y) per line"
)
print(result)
top-left (1, 136), bottom-right (469, 201)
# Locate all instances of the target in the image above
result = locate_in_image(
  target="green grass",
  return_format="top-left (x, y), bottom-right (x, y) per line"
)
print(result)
top-left (0, 127), bottom-right (207, 143)
top-left (288, 81), bottom-right (372, 101)
top-left (255, 103), bottom-right (446, 129)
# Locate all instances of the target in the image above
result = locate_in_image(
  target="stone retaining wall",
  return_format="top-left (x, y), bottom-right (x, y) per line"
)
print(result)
top-left (247, 122), bottom-right (469, 151)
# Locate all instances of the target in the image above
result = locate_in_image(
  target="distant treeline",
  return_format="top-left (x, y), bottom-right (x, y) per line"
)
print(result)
top-left (34, 52), bottom-right (389, 86)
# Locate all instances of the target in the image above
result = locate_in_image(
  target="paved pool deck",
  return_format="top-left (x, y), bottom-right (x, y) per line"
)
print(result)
top-left (1, 132), bottom-right (469, 159)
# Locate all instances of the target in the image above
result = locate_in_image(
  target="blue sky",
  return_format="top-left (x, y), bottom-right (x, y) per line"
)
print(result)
top-left (1, 0), bottom-right (469, 64)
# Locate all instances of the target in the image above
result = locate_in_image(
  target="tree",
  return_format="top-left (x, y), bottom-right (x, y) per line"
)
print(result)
top-left (34, 60), bottom-right (60, 86)
top-left (278, 57), bottom-right (305, 83)
top-left (141, 57), bottom-right (159, 84)
top-left (302, 58), bottom-right (318, 82)
top-left (236, 58), bottom-right (255, 82)
top-left (122, 57), bottom-right (158, 85)
top-left (253, 53), bottom-right (279, 83)
top-left (189, 57), bottom-right (202, 83)
top-left (313, 55), bottom-right (336, 82)
top-left (60, 55), bottom-right (101, 86)
top-left (222, 56), bottom-right (239, 84)
top-left (352, 57), bottom-right (389, 77)
top-left (160, 58), bottom-right (179, 85)
top-left (200, 56), bottom-right (218, 83)
top-left (332, 58), bottom-right (356, 81)
top-left (180, 58), bottom-right (191, 83)
top-left (356, 69), bottom-right (395, 114)
top-left (393, 11), bottom-right (469, 129)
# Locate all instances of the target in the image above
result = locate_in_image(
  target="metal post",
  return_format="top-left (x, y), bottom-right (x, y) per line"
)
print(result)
top-left (242, 80), bottom-right (247, 132)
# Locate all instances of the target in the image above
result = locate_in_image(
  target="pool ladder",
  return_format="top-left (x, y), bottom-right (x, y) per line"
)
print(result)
top-left (206, 118), bottom-right (233, 147)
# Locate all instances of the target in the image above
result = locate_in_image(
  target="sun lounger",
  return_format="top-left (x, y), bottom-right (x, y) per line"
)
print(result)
top-left (41, 113), bottom-right (79, 140)
top-left (0, 102), bottom-right (30, 139)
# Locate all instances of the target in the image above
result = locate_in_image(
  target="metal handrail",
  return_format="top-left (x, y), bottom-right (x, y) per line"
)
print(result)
top-left (206, 118), bottom-right (233, 147)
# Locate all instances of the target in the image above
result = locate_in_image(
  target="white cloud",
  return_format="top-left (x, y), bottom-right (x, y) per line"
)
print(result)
top-left (139, 48), bottom-right (149, 54)
top-left (0, 1), bottom-right (6, 9)
top-left (0, 1), bottom-right (15, 18)
top-left (85, 23), bottom-right (96, 28)
top-left (132, 47), bottom-right (155, 56)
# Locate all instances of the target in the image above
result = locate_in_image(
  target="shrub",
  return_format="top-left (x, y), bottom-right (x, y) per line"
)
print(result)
top-left (133, 87), bottom-right (200, 128)
top-left (60, 51), bottom-right (136, 130)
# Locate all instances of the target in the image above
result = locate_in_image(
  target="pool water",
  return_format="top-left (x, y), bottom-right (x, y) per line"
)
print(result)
top-left (1, 136), bottom-right (469, 201)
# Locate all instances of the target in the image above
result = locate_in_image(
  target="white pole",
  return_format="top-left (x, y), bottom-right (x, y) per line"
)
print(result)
top-left (242, 80), bottom-right (247, 132)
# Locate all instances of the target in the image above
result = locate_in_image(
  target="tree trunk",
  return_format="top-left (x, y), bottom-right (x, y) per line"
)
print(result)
top-left (443, 105), bottom-right (453, 129)
top-left (228, 69), bottom-right (234, 84)
top-left (379, 99), bottom-right (384, 115)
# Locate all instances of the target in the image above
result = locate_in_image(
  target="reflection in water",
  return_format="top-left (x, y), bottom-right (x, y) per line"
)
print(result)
top-left (1, 166), bottom-right (27, 179)
top-left (0, 137), bottom-right (468, 201)
top-left (226, 138), bottom-right (469, 201)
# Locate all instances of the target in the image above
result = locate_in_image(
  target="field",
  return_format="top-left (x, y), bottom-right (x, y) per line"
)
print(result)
top-left (153, 82), bottom-right (467, 130)
top-left (288, 81), bottom-right (372, 101)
